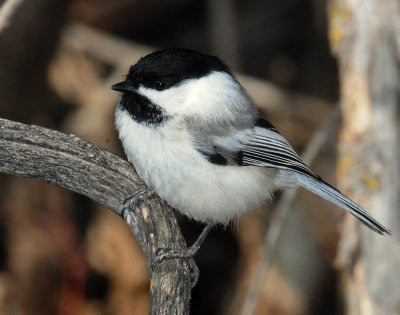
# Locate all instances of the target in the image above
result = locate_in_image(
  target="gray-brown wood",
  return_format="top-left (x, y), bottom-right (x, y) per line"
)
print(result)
top-left (329, 0), bottom-right (400, 314)
top-left (0, 117), bottom-right (193, 315)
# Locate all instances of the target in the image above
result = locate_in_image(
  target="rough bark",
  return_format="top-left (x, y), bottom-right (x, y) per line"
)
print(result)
top-left (0, 118), bottom-right (193, 315)
top-left (329, 0), bottom-right (400, 314)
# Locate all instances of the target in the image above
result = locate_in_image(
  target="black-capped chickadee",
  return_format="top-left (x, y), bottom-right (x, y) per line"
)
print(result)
top-left (112, 48), bottom-right (390, 249)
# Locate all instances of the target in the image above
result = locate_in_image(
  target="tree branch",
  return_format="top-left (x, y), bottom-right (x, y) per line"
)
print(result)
top-left (0, 0), bottom-right (24, 33)
top-left (0, 117), bottom-right (193, 314)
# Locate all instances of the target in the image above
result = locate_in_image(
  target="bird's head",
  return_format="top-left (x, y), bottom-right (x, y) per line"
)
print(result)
top-left (112, 49), bottom-right (252, 125)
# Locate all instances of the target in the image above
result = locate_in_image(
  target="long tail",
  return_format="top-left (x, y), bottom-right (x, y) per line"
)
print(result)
top-left (296, 174), bottom-right (391, 235)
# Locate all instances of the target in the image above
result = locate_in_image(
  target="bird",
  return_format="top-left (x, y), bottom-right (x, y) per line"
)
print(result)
top-left (111, 48), bottom-right (390, 257)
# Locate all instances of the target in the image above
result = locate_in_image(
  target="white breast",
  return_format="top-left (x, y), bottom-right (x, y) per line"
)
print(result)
top-left (115, 106), bottom-right (277, 224)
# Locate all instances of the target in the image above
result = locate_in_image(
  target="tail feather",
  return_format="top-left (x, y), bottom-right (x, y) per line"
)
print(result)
top-left (296, 174), bottom-right (391, 235)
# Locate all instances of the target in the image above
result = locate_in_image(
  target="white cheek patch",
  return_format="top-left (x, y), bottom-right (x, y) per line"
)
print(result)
top-left (137, 83), bottom-right (190, 115)
top-left (136, 71), bottom-right (250, 120)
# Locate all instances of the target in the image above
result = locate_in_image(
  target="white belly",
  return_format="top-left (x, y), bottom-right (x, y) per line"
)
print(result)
top-left (115, 108), bottom-right (277, 224)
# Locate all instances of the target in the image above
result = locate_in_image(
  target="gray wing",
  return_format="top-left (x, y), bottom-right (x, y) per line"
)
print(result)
top-left (240, 122), bottom-right (316, 178)
top-left (187, 117), bottom-right (390, 235)
top-left (188, 115), bottom-right (316, 179)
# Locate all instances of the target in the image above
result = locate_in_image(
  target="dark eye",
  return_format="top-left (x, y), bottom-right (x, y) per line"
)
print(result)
top-left (154, 81), bottom-right (166, 91)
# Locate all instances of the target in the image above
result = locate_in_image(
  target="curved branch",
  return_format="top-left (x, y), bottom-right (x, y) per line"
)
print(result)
top-left (0, 118), bottom-right (192, 314)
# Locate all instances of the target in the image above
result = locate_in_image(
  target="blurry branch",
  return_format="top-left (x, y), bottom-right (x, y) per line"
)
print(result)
top-left (62, 23), bottom-right (150, 70)
top-left (329, 0), bottom-right (399, 313)
top-left (240, 105), bottom-right (341, 315)
top-left (0, 0), bottom-right (24, 33)
top-left (0, 118), bottom-right (193, 315)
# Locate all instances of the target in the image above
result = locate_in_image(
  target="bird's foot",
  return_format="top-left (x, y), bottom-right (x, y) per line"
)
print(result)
top-left (152, 245), bottom-right (200, 287)
top-left (151, 221), bottom-right (213, 287)
top-left (121, 187), bottom-right (154, 218)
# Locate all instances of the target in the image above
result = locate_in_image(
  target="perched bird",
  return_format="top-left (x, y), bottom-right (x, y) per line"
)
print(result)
top-left (112, 48), bottom-right (390, 254)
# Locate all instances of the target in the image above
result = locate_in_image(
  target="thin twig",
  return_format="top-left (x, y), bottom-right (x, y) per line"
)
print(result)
top-left (0, 0), bottom-right (24, 33)
top-left (240, 105), bottom-right (341, 315)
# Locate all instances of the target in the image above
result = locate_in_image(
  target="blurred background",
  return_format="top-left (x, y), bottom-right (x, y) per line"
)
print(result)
top-left (0, 0), bottom-right (399, 314)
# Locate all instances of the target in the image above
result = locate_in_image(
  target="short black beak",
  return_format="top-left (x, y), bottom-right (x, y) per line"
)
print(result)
top-left (111, 80), bottom-right (136, 92)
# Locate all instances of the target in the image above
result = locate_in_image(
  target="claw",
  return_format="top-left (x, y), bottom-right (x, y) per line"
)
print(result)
top-left (121, 187), bottom-right (154, 218)
top-left (151, 246), bottom-right (200, 287)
